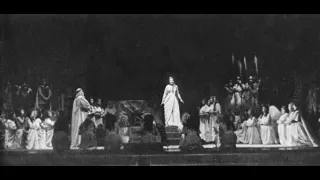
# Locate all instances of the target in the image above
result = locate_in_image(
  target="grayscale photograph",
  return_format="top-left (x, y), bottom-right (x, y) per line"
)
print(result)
top-left (0, 14), bottom-right (319, 166)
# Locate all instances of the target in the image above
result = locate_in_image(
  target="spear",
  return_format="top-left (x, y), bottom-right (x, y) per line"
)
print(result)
top-left (244, 56), bottom-right (248, 71)
top-left (238, 60), bottom-right (243, 77)
top-left (254, 55), bottom-right (258, 75)
top-left (232, 53), bottom-right (235, 64)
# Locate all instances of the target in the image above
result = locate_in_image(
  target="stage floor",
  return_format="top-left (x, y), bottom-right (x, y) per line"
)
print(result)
top-left (2, 144), bottom-right (320, 166)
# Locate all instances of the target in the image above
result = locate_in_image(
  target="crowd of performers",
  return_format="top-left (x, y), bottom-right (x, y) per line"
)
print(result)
top-left (1, 74), bottom-right (320, 153)
top-left (199, 100), bottom-right (318, 147)
top-left (224, 75), bottom-right (261, 114)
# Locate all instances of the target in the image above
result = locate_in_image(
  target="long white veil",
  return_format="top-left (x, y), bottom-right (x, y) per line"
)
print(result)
top-left (269, 105), bottom-right (281, 123)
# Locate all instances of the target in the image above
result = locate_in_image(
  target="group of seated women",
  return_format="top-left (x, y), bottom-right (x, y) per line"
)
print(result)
top-left (235, 102), bottom-right (318, 147)
top-left (0, 108), bottom-right (57, 150)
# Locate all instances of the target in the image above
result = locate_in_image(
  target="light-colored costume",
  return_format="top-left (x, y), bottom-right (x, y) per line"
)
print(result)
top-left (277, 113), bottom-right (288, 145)
top-left (44, 117), bottom-right (55, 149)
top-left (258, 114), bottom-right (277, 145)
top-left (70, 89), bottom-right (91, 149)
top-left (199, 104), bottom-right (209, 141)
top-left (161, 84), bottom-right (183, 130)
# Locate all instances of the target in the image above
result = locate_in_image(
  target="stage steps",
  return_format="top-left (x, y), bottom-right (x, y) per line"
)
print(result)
top-left (129, 126), bottom-right (181, 146)
top-left (165, 126), bottom-right (181, 146)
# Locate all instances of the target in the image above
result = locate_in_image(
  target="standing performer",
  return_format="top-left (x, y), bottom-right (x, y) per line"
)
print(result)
top-left (225, 80), bottom-right (234, 113)
top-left (161, 76), bottom-right (184, 131)
top-left (35, 79), bottom-right (52, 112)
top-left (233, 76), bottom-right (244, 109)
top-left (70, 88), bottom-right (91, 149)
top-left (2, 81), bottom-right (14, 113)
top-left (16, 82), bottom-right (33, 112)
top-left (249, 76), bottom-right (260, 114)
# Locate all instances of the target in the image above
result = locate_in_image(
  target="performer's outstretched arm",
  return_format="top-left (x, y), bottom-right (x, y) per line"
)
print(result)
top-left (176, 86), bottom-right (184, 103)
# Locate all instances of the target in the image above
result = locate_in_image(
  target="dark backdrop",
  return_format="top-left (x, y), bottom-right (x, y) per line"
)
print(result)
top-left (1, 14), bottom-right (320, 111)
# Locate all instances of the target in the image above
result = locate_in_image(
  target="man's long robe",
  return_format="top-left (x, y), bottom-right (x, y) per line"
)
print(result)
top-left (70, 92), bottom-right (90, 149)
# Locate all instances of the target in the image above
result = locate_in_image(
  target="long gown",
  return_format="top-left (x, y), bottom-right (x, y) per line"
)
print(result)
top-left (161, 84), bottom-right (183, 130)
top-left (5, 119), bottom-right (19, 149)
top-left (208, 103), bottom-right (221, 143)
top-left (245, 117), bottom-right (262, 144)
top-left (44, 118), bottom-right (55, 149)
top-left (258, 114), bottom-right (277, 145)
top-left (199, 105), bottom-right (209, 141)
top-left (285, 112), bottom-right (294, 146)
top-left (37, 119), bottom-right (47, 149)
top-left (70, 92), bottom-right (90, 149)
top-left (26, 118), bottom-right (40, 150)
top-left (15, 117), bottom-right (25, 149)
top-left (235, 122), bottom-right (248, 144)
top-left (288, 110), bottom-right (318, 147)
top-left (277, 113), bottom-right (288, 145)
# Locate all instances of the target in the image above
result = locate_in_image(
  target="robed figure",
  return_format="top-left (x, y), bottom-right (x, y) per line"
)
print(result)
top-left (2, 82), bottom-right (14, 113)
top-left (161, 76), bottom-right (184, 130)
top-left (70, 88), bottom-right (91, 149)
top-left (35, 79), bottom-right (52, 111)
top-left (16, 82), bottom-right (33, 112)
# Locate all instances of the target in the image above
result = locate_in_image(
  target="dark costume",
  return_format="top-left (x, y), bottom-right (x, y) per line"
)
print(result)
top-left (179, 113), bottom-right (203, 152)
top-left (35, 84), bottom-right (52, 111)
top-left (52, 111), bottom-right (70, 152)
top-left (17, 84), bottom-right (33, 112)
top-left (78, 117), bottom-right (97, 149)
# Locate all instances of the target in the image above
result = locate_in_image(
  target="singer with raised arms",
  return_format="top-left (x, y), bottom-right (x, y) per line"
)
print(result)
top-left (161, 76), bottom-right (184, 131)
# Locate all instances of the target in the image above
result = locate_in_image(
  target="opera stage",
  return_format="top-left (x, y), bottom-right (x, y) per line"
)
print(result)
top-left (2, 145), bottom-right (320, 166)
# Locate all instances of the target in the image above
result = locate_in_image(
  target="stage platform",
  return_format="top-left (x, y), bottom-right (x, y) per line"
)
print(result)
top-left (2, 144), bottom-right (320, 166)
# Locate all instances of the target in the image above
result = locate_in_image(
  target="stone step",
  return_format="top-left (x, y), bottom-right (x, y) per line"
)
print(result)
top-left (166, 132), bottom-right (181, 139)
top-left (167, 138), bottom-right (181, 146)
top-left (165, 126), bottom-right (179, 133)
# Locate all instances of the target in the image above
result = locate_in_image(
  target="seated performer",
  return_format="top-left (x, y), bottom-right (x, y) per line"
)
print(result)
top-left (118, 114), bottom-right (132, 145)
top-left (4, 112), bottom-right (20, 150)
top-left (52, 110), bottom-right (70, 152)
top-left (258, 105), bottom-right (277, 145)
top-left (277, 106), bottom-right (289, 145)
top-left (79, 114), bottom-right (97, 150)
top-left (104, 113), bottom-right (122, 152)
top-left (236, 109), bottom-right (261, 144)
top-left (179, 112), bottom-right (203, 153)
top-left (287, 102), bottom-right (318, 147)
top-left (219, 115), bottom-right (237, 149)
top-left (133, 114), bottom-right (162, 153)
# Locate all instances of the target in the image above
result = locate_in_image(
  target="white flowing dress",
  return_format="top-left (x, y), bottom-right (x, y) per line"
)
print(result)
top-left (258, 114), bottom-right (277, 145)
top-left (277, 113), bottom-right (288, 145)
top-left (161, 84), bottom-right (183, 130)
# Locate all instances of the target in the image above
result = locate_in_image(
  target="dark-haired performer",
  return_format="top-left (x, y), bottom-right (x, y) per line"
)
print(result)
top-left (161, 76), bottom-right (184, 131)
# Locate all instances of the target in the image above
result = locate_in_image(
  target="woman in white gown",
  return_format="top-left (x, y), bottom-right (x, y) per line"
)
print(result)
top-left (26, 110), bottom-right (40, 150)
top-left (43, 110), bottom-right (55, 149)
top-left (245, 109), bottom-right (261, 144)
top-left (277, 106), bottom-right (289, 145)
top-left (37, 113), bottom-right (47, 149)
top-left (258, 105), bottom-right (277, 145)
top-left (208, 96), bottom-right (221, 143)
top-left (199, 99), bottom-right (209, 141)
top-left (161, 76), bottom-right (184, 131)
top-left (4, 112), bottom-right (20, 149)
top-left (288, 102), bottom-right (319, 147)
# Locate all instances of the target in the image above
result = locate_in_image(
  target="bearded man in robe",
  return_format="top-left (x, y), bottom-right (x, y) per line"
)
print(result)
top-left (70, 88), bottom-right (91, 149)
